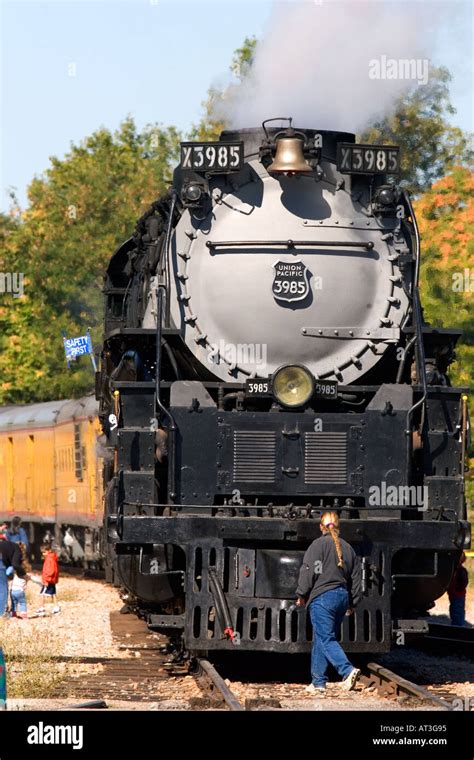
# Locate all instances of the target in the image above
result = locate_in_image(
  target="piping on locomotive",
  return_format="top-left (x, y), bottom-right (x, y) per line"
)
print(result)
top-left (98, 122), bottom-right (470, 654)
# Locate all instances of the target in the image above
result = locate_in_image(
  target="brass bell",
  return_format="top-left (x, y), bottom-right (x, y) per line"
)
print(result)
top-left (268, 132), bottom-right (312, 175)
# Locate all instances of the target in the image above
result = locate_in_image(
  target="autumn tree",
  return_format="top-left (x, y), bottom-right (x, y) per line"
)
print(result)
top-left (415, 164), bottom-right (473, 506)
top-left (0, 118), bottom-right (180, 403)
top-left (415, 165), bottom-right (473, 388)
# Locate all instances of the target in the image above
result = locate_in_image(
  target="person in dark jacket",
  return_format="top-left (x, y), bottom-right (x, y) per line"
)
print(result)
top-left (296, 511), bottom-right (362, 694)
top-left (448, 552), bottom-right (468, 626)
top-left (0, 531), bottom-right (25, 616)
top-left (6, 516), bottom-right (29, 553)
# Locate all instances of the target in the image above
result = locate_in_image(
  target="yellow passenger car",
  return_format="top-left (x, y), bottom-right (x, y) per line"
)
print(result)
top-left (0, 396), bottom-right (103, 561)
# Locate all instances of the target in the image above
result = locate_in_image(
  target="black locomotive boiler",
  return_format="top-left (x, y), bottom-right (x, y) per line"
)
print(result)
top-left (98, 123), bottom-right (470, 654)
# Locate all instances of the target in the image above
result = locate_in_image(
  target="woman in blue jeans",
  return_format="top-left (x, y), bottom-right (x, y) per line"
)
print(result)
top-left (296, 511), bottom-right (362, 694)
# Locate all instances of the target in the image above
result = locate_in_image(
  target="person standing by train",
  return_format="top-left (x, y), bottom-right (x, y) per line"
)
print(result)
top-left (296, 512), bottom-right (362, 694)
top-left (6, 517), bottom-right (29, 553)
top-left (0, 531), bottom-right (25, 617)
top-left (35, 544), bottom-right (60, 616)
top-left (448, 552), bottom-right (469, 626)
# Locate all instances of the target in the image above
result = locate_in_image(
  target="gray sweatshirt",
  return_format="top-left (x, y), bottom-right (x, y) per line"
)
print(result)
top-left (296, 533), bottom-right (362, 608)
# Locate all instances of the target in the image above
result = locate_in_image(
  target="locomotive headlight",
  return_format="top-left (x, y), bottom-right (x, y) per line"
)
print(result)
top-left (184, 183), bottom-right (203, 202)
top-left (378, 186), bottom-right (395, 205)
top-left (272, 364), bottom-right (314, 408)
top-left (373, 185), bottom-right (397, 207)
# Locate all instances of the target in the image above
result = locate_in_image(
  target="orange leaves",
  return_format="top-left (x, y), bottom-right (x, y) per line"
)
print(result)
top-left (434, 175), bottom-right (456, 191)
top-left (440, 242), bottom-right (452, 261)
top-left (434, 194), bottom-right (448, 208)
top-left (416, 166), bottom-right (473, 388)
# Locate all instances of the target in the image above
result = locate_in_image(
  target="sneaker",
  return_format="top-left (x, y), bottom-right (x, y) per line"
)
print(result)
top-left (52, 606), bottom-right (61, 614)
top-left (342, 668), bottom-right (361, 691)
top-left (305, 684), bottom-right (327, 695)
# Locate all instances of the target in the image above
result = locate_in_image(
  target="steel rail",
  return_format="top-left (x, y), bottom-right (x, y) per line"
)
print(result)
top-left (196, 658), bottom-right (244, 711)
top-left (366, 662), bottom-right (452, 710)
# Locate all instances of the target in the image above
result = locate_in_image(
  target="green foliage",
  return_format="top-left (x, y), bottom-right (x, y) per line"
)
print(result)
top-left (187, 85), bottom-right (226, 143)
top-left (1, 38), bottom-right (472, 411)
top-left (0, 118), bottom-right (180, 403)
top-left (360, 67), bottom-right (472, 194)
top-left (230, 36), bottom-right (257, 79)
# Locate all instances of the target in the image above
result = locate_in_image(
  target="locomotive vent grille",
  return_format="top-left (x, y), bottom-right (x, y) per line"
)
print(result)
top-left (305, 432), bottom-right (348, 484)
top-left (233, 431), bottom-right (276, 483)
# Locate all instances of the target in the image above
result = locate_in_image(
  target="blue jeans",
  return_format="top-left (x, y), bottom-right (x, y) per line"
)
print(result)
top-left (309, 587), bottom-right (354, 688)
top-left (0, 560), bottom-right (7, 616)
top-left (449, 596), bottom-right (465, 626)
top-left (11, 590), bottom-right (27, 616)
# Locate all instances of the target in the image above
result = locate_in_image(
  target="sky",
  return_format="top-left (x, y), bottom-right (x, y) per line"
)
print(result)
top-left (1, 0), bottom-right (473, 211)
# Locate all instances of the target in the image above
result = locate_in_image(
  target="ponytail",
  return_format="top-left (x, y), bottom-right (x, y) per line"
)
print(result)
top-left (321, 511), bottom-right (344, 568)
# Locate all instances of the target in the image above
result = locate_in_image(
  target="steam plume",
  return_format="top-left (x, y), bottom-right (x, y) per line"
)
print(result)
top-left (223, 0), bottom-right (460, 132)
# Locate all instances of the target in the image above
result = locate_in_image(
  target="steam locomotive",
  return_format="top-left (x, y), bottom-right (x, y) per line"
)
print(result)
top-left (98, 122), bottom-right (470, 654)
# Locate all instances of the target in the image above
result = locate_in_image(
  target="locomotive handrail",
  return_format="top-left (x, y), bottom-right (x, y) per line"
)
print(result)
top-left (155, 286), bottom-right (178, 500)
top-left (206, 239), bottom-right (374, 251)
top-left (403, 190), bottom-right (421, 289)
top-left (402, 191), bottom-right (427, 458)
top-left (163, 191), bottom-right (178, 327)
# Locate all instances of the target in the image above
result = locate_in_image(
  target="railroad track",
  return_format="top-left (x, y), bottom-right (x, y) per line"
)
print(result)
top-left (53, 612), bottom-right (276, 710)
top-left (52, 612), bottom-right (468, 710)
top-left (194, 660), bottom-right (460, 712)
top-left (361, 662), bottom-right (455, 711)
top-left (53, 611), bottom-right (184, 705)
top-left (192, 658), bottom-right (245, 711)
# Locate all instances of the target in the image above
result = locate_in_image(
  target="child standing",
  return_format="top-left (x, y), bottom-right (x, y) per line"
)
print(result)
top-left (10, 542), bottom-right (41, 619)
top-left (36, 544), bottom-right (60, 615)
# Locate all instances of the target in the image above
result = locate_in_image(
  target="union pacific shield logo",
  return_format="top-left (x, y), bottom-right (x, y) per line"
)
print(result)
top-left (272, 260), bottom-right (309, 303)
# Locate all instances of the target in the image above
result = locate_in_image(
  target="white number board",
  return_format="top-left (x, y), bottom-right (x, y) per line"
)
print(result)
top-left (180, 142), bottom-right (244, 173)
top-left (337, 143), bottom-right (400, 175)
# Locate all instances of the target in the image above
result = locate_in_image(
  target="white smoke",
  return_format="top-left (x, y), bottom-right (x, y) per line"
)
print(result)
top-left (96, 433), bottom-right (114, 462)
top-left (223, 0), bottom-right (458, 132)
